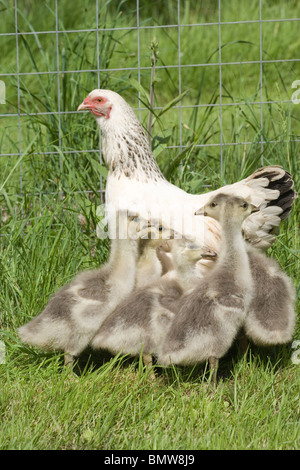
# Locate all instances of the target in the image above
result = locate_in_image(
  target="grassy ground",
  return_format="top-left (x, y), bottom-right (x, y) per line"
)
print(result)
top-left (0, 0), bottom-right (299, 450)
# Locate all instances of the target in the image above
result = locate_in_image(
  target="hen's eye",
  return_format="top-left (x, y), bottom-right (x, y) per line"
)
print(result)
top-left (97, 98), bottom-right (102, 102)
top-left (158, 226), bottom-right (163, 231)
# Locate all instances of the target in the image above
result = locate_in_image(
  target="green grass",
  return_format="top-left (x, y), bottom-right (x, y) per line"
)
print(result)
top-left (1, 341), bottom-right (299, 450)
top-left (0, 0), bottom-right (299, 450)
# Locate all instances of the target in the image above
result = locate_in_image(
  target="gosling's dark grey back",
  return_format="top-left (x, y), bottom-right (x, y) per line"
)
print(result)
top-left (73, 266), bottom-right (112, 302)
top-left (38, 265), bottom-right (112, 321)
top-left (99, 287), bottom-right (156, 332)
top-left (157, 278), bottom-right (184, 314)
top-left (40, 283), bottom-right (76, 320)
top-left (248, 250), bottom-right (295, 332)
top-left (161, 281), bottom-right (217, 349)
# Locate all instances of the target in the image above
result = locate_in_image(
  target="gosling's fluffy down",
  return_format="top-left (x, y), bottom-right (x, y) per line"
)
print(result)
top-left (157, 269), bottom-right (250, 367)
top-left (18, 231), bottom-right (139, 366)
top-left (135, 223), bottom-right (177, 288)
top-left (244, 247), bottom-right (296, 346)
top-left (18, 218), bottom-right (177, 365)
top-left (91, 277), bottom-right (183, 357)
top-left (157, 194), bottom-right (254, 371)
top-left (168, 238), bottom-right (217, 288)
top-left (91, 240), bottom-right (216, 358)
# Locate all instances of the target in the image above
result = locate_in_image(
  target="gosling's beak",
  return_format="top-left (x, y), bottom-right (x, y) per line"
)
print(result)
top-left (158, 241), bottom-right (171, 251)
top-left (202, 248), bottom-right (217, 259)
top-left (194, 207), bottom-right (206, 216)
top-left (172, 229), bottom-right (183, 240)
top-left (77, 98), bottom-right (90, 111)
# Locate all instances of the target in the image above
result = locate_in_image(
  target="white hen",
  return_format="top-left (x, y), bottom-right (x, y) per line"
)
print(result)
top-left (78, 89), bottom-right (297, 273)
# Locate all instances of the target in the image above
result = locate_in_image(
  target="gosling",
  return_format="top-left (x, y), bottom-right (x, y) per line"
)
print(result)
top-left (168, 238), bottom-right (217, 289)
top-left (135, 221), bottom-right (177, 288)
top-left (18, 215), bottom-right (147, 367)
top-left (157, 194), bottom-right (254, 385)
top-left (243, 247), bottom-right (296, 347)
top-left (91, 237), bottom-right (218, 365)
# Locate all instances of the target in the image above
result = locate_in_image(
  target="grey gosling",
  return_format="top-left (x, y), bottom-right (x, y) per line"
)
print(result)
top-left (157, 193), bottom-right (254, 386)
top-left (91, 237), bottom-right (217, 369)
top-left (135, 221), bottom-right (177, 288)
top-left (168, 238), bottom-right (217, 289)
top-left (156, 242), bottom-right (175, 276)
top-left (18, 215), bottom-right (148, 367)
top-left (243, 247), bottom-right (296, 348)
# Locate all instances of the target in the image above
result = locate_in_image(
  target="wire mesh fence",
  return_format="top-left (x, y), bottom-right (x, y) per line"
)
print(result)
top-left (0, 0), bottom-right (300, 203)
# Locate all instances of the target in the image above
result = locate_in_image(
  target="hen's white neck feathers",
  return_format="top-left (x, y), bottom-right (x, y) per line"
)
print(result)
top-left (93, 90), bottom-right (164, 183)
top-left (102, 119), bottom-right (166, 184)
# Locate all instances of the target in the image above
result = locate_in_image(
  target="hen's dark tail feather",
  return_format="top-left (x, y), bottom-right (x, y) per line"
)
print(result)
top-left (251, 165), bottom-right (298, 220)
top-left (242, 166), bottom-right (297, 249)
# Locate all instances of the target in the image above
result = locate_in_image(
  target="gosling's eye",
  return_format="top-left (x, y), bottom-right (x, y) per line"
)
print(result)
top-left (158, 226), bottom-right (163, 231)
top-left (242, 202), bottom-right (248, 209)
top-left (210, 202), bottom-right (217, 208)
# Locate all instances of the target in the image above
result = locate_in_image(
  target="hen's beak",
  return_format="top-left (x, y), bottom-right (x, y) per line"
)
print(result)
top-left (77, 98), bottom-right (90, 111)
